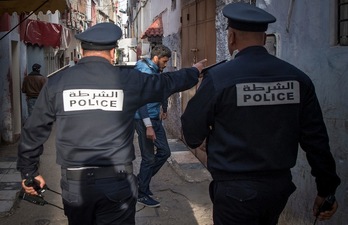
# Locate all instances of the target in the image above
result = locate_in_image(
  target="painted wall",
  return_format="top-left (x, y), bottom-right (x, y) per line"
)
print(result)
top-left (135, 0), bottom-right (181, 38)
top-left (0, 31), bottom-right (12, 144)
top-left (0, 14), bottom-right (27, 144)
top-left (163, 32), bottom-right (182, 138)
top-left (257, 1), bottom-right (348, 224)
top-left (27, 46), bottom-right (45, 75)
top-left (153, 0), bottom-right (181, 36)
top-left (216, 0), bottom-right (256, 61)
top-left (161, 0), bottom-right (183, 138)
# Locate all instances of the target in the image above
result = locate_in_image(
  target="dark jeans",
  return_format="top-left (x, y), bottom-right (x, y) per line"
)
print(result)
top-left (27, 97), bottom-right (37, 116)
top-left (61, 169), bottom-right (137, 225)
top-left (209, 174), bottom-right (296, 225)
top-left (135, 119), bottom-right (171, 197)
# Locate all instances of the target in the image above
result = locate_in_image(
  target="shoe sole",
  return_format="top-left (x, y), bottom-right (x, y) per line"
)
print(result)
top-left (137, 201), bottom-right (160, 208)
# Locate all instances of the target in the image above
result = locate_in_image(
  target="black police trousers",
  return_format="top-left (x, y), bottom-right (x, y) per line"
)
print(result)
top-left (60, 168), bottom-right (137, 225)
top-left (209, 171), bottom-right (296, 225)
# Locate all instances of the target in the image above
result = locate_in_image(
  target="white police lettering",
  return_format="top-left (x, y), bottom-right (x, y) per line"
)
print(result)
top-left (63, 89), bottom-right (124, 111)
top-left (236, 81), bottom-right (300, 106)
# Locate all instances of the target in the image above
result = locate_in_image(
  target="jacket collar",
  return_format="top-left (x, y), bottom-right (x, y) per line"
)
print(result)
top-left (143, 58), bottom-right (159, 73)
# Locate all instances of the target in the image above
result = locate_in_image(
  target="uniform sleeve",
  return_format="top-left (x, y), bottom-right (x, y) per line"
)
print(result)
top-left (299, 82), bottom-right (341, 197)
top-left (17, 83), bottom-right (56, 179)
top-left (181, 74), bottom-right (215, 148)
top-left (138, 105), bottom-right (150, 119)
top-left (135, 61), bottom-right (152, 122)
top-left (135, 67), bottom-right (200, 107)
top-left (162, 99), bottom-right (168, 113)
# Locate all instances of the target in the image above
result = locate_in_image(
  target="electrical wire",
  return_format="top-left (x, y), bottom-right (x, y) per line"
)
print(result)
top-left (46, 186), bottom-right (62, 195)
top-left (46, 202), bottom-right (64, 210)
top-left (0, 0), bottom-right (49, 40)
top-left (313, 216), bottom-right (318, 225)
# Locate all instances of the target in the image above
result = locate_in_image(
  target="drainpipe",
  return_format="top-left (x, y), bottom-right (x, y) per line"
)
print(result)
top-left (286, 0), bottom-right (295, 33)
top-left (132, 0), bottom-right (149, 22)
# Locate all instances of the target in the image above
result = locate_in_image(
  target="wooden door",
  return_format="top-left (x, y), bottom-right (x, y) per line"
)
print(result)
top-left (181, 0), bottom-right (216, 110)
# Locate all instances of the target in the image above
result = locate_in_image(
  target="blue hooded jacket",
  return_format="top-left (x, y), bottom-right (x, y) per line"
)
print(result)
top-left (134, 58), bottom-right (168, 120)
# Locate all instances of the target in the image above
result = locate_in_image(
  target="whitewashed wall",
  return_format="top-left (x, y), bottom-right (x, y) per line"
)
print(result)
top-left (258, 1), bottom-right (347, 224)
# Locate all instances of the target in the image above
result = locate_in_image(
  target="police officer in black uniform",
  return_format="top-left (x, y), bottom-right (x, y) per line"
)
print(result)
top-left (181, 3), bottom-right (341, 225)
top-left (17, 22), bottom-right (206, 225)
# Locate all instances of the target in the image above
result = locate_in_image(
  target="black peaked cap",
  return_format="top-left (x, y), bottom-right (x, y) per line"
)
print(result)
top-left (223, 2), bottom-right (276, 32)
top-left (75, 22), bottom-right (122, 50)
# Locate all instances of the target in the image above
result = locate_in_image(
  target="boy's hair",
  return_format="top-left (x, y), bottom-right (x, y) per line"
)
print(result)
top-left (150, 45), bottom-right (172, 59)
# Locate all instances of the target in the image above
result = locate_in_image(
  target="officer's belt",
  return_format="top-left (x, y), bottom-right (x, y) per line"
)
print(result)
top-left (63, 164), bottom-right (133, 181)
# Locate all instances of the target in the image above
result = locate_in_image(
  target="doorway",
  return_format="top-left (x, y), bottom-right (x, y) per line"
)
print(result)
top-left (11, 40), bottom-right (21, 140)
top-left (181, 0), bottom-right (216, 110)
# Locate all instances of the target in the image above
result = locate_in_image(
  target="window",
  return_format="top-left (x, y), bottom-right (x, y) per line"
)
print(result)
top-left (338, 0), bottom-right (348, 45)
top-left (171, 0), bottom-right (176, 11)
top-left (265, 34), bottom-right (281, 57)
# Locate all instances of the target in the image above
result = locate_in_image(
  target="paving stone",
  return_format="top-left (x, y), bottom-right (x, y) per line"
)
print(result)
top-left (0, 200), bottom-right (14, 213)
top-left (0, 162), bottom-right (13, 168)
top-left (0, 174), bottom-right (21, 183)
top-left (0, 157), bottom-right (17, 163)
top-left (0, 190), bottom-right (18, 200)
top-left (0, 168), bottom-right (18, 174)
top-left (0, 182), bottom-right (21, 190)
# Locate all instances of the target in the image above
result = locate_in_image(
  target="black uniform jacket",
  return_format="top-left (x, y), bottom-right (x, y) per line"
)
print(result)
top-left (17, 56), bottom-right (199, 179)
top-left (181, 46), bottom-right (340, 197)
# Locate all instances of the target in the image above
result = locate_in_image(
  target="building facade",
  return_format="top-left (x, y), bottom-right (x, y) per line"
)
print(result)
top-left (0, 0), bottom-right (120, 144)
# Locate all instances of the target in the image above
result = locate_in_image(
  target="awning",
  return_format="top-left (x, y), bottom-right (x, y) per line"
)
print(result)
top-left (141, 16), bottom-right (163, 39)
top-left (0, 0), bottom-right (68, 15)
top-left (22, 19), bottom-right (63, 48)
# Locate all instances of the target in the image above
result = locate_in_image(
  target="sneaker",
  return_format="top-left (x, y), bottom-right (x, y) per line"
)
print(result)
top-left (137, 195), bottom-right (160, 208)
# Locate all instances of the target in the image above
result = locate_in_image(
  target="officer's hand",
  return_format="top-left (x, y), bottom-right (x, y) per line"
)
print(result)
top-left (192, 59), bottom-right (207, 74)
top-left (22, 175), bottom-right (46, 196)
top-left (313, 195), bottom-right (338, 221)
top-left (146, 126), bottom-right (156, 142)
top-left (161, 112), bottom-right (167, 120)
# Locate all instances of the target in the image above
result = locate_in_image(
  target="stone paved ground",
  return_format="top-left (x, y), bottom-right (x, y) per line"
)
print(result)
top-left (0, 129), bottom-right (213, 225)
